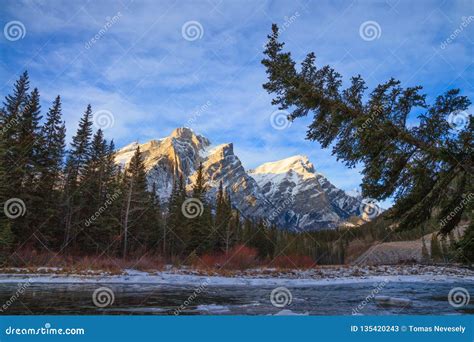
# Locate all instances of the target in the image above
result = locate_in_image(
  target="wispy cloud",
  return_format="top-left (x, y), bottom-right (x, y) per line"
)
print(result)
top-left (1, 0), bottom-right (472, 205)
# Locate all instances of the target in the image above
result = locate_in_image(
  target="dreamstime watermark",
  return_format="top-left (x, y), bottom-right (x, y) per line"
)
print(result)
top-left (3, 198), bottom-right (26, 219)
top-left (173, 279), bottom-right (209, 315)
top-left (181, 21), bottom-right (204, 41)
top-left (448, 287), bottom-right (470, 308)
top-left (186, 100), bottom-right (212, 127)
top-left (440, 193), bottom-right (473, 228)
top-left (355, 105), bottom-right (383, 136)
top-left (92, 287), bottom-right (115, 308)
top-left (270, 287), bottom-right (293, 308)
top-left (5, 323), bottom-right (85, 336)
top-left (92, 109), bottom-right (115, 130)
top-left (359, 197), bottom-right (381, 220)
top-left (85, 12), bottom-right (123, 49)
top-left (440, 16), bottom-right (474, 49)
top-left (447, 110), bottom-right (470, 131)
top-left (352, 280), bottom-right (387, 315)
top-left (3, 20), bottom-right (26, 41)
top-left (84, 190), bottom-right (121, 227)
top-left (181, 198), bottom-right (204, 218)
top-left (1, 117), bottom-right (20, 135)
top-left (279, 11), bottom-right (300, 33)
top-left (0, 281), bottom-right (30, 312)
top-left (359, 21), bottom-right (382, 41)
top-left (270, 110), bottom-right (291, 130)
top-left (263, 196), bottom-right (295, 228)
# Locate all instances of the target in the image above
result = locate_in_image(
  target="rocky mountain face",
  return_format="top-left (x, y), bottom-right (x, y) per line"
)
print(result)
top-left (248, 156), bottom-right (362, 230)
top-left (115, 127), bottom-right (363, 231)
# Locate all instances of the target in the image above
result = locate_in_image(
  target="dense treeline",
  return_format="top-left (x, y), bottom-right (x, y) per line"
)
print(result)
top-left (0, 72), bottom-right (350, 266)
top-left (0, 72), bottom-right (470, 268)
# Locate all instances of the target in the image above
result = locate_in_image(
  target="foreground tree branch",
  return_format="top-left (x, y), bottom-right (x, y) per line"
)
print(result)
top-left (261, 24), bottom-right (473, 235)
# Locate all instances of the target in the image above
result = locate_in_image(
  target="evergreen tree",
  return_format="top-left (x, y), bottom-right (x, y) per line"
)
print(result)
top-left (147, 182), bottom-right (164, 251)
top-left (214, 182), bottom-right (233, 252)
top-left (36, 95), bottom-right (66, 247)
top-left (63, 105), bottom-right (93, 250)
top-left (187, 163), bottom-right (212, 254)
top-left (1, 72), bottom-right (30, 196)
top-left (261, 24), bottom-right (472, 239)
top-left (166, 175), bottom-right (186, 257)
top-left (1, 75), bottom-right (44, 243)
top-left (0, 135), bottom-right (14, 263)
top-left (222, 192), bottom-right (236, 253)
top-left (122, 146), bottom-right (152, 257)
top-left (79, 129), bottom-right (110, 252)
top-left (0, 222), bottom-right (14, 265)
top-left (454, 221), bottom-right (474, 263)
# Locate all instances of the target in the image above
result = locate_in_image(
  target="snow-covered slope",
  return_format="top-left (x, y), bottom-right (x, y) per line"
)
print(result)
top-left (189, 143), bottom-right (275, 219)
top-left (115, 127), bottom-right (210, 200)
top-left (115, 127), bottom-right (363, 230)
top-left (249, 155), bottom-right (362, 230)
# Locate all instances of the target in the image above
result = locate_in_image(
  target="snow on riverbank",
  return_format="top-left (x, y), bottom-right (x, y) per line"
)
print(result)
top-left (0, 265), bottom-right (473, 287)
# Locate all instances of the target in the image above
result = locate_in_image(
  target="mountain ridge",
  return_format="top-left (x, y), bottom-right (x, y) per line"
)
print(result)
top-left (115, 127), bottom-right (364, 230)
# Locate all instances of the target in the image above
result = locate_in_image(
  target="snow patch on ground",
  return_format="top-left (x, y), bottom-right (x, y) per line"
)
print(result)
top-left (0, 271), bottom-right (472, 287)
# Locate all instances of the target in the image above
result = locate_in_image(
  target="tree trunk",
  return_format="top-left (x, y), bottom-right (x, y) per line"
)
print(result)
top-left (123, 178), bottom-right (133, 258)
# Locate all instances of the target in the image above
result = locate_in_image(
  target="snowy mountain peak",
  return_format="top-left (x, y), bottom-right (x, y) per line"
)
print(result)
top-left (170, 127), bottom-right (210, 148)
top-left (251, 155), bottom-right (316, 180)
top-left (115, 128), bottom-right (364, 230)
top-left (202, 143), bottom-right (234, 159)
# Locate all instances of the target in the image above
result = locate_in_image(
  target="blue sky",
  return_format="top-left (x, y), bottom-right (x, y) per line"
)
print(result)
top-left (1, 0), bottom-right (473, 208)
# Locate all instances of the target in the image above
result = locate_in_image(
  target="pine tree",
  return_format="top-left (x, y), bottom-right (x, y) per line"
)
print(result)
top-left (122, 146), bottom-right (151, 257)
top-left (0, 74), bottom-right (28, 249)
top-left (222, 192), bottom-right (235, 253)
top-left (62, 105), bottom-right (93, 250)
top-left (261, 24), bottom-right (472, 239)
top-left (0, 222), bottom-right (14, 265)
top-left (187, 163), bottom-right (212, 255)
top-left (147, 182), bottom-right (163, 251)
top-left (36, 95), bottom-right (66, 247)
top-left (1, 72), bottom-right (30, 194)
top-left (454, 221), bottom-right (474, 263)
top-left (214, 182), bottom-right (233, 252)
top-left (5, 83), bottom-right (43, 242)
top-left (79, 129), bottom-right (110, 253)
top-left (0, 135), bottom-right (14, 263)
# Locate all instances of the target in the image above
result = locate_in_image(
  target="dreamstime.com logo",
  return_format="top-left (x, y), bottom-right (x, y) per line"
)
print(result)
top-left (85, 190), bottom-right (122, 227)
top-left (448, 287), bottom-right (470, 308)
top-left (182, 21), bottom-right (204, 41)
top-left (93, 109), bottom-right (115, 130)
top-left (447, 110), bottom-right (470, 131)
top-left (174, 279), bottom-right (209, 315)
top-left (359, 20), bottom-right (381, 41)
top-left (352, 280), bottom-right (387, 315)
top-left (0, 282), bottom-right (30, 312)
top-left (84, 12), bottom-right (122, 49)
top-left (270, 287), bottom-right (293, 308)
top-left (270, 110), bottom-right (291, 130)
top-left (3, 198), bottom-right (26, 219)
top-left (5, 323), bottom-right (85, 336)
top-left (92, 287), bottom-right (115, 308)
top-left (359, 197), bottom-right (381, 220)
top-left (3, 20), bottom-right (26, 41)
top-left (181, 198), bottom-right (204, 219)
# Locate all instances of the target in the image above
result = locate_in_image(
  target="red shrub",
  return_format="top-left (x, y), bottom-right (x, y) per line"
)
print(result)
top-left (197, 245), bottom-right (259, 270)
top-left (270, 255), bottom-right (315, 269)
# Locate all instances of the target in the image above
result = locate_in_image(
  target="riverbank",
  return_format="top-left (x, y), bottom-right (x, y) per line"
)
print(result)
top-left (0, 264), bottom-right (473, 286)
